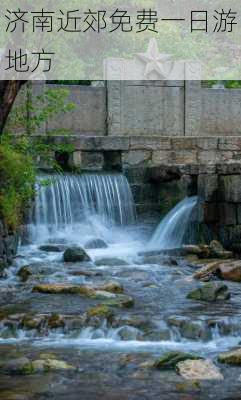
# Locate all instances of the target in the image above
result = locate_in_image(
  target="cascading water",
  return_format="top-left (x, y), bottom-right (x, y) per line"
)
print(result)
top-left (148, 196), bottom-right (198, 250)
top-left (28, 173), bottom-right (136, 243)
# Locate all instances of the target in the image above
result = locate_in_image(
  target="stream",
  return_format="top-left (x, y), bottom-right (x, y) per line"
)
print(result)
top-left (0, 174), bottom-right (241, 400)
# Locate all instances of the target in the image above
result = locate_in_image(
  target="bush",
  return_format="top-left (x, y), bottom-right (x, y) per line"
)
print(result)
top-left (0, 143), bottom-right (36, 230)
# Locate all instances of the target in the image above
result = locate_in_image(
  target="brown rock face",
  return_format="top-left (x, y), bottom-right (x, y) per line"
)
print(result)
top-left (218, 261), bottom-right (241, 282)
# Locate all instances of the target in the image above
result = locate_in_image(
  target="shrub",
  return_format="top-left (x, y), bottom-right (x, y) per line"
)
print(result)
top-left (0, 143), bottom-right (36, 230)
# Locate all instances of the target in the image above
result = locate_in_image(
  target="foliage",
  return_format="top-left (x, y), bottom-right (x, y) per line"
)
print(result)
top-left (0, 143), bottom-right (36, 230)
top-left (0, 85), bottom-right (76, 229)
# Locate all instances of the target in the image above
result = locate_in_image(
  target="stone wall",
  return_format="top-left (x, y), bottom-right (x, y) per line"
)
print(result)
top-left (177, 164), bottom-right (241, 253)
top-left (10, 81), bottom-right (241, 137)
top-left (0, 220), bottom-right (18, 272)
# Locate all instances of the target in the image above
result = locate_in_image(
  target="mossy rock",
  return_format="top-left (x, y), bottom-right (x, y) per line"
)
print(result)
top-left (17, 266), bottom-right (32, 282)
top-left (218, 348), bottom-right (241, 365)
top-left (154, 352), bottom-right (203, 370)
top-left (187, 282), bottom-right (231, 302)
top-left (86, 305), bottom-right (114, 321)
top-left (63, 247), bottom-right (91, 262)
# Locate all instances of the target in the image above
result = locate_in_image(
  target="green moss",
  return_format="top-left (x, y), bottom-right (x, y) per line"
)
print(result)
top-left (87, 305), bottom-right (114, 320)
top-left (0, 143), bottom-right (36, 230)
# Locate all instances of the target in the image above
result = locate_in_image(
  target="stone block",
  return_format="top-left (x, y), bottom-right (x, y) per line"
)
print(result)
top-left (95, 137), bottom-right (130, 151)
top-left (202, 203), bottom-right (219, 224)
top-left (179, 164), bottom-right (200, 175)
top-left (217, 163), bottom-right (241, 175)
top-left (68, 151), bottom-right (82, 169)
top-left (228, 226), bottom-right (241, 243)
top-left (172, 137), bottom-right (218, 151)
top-left (198, 164), bottom-right (217, 174)
top-left (218, 203), bottom-right (237, 226)
top-left (198, 174), bottom-right (218, 201)
top-left (122, 151), bottom-right (151, 167)
top-left (237, 204), bottom-right (241, 224)
top-left (219, 137), bottom-right (241, 151)
top-left (130, 137), bottom-right (171, 150)
top-left (152, 151), bottom-right (171, 165)
top-left (171, 150), bottom-right (197, 164)
top-left (198, 151), bottom-right (221, 164)
top-left (81, 152), bottom-right (104, 170)
top-left (219, 175), bottom-right (241, 202)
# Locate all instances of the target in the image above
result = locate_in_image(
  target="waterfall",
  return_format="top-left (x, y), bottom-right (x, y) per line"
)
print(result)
top-left (28, 173), bottom-right (136, 243)
top-left (148, 196), bottom-right (198, 250)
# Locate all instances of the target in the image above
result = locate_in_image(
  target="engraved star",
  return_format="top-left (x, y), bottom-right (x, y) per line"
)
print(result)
top-left (137, 39), bottom-right (172, 79)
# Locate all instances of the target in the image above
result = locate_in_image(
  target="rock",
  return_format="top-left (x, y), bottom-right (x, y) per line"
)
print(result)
top-left (105, 294), bottom-right (134, 308)
top-left (0, 357), bottom-right (32, 375)
top-left (63, 247), bottom-right (91, 262)
top-left (0, 356), bottom-right (74, 375)
top-left (218, 261), bottom-right (241, 282)
top-left (39, 245), bottom-right (62, 253)
top-left (184, 244), bottom-right (213, 259)
top-left (86, 305), bottom-right (114, 321)
top-left (32, 283), bottom-right (107, 298)
top-left (210, 240), bottom-right (233, 259)
top-left (187, 282), bottom-right (231, 302)
top-left (37, 358), bottom-right (74, 372)
top-left (183, 245), bottom-right (206, 256)
top-left (180, 320), bottom-right (211, 341)
top-left (47, 313), bottom-right (65, 329)
top-left (176, 359), bottom-right (223, 380)
top-left (99, 281), bottom-right (124, 294)
top-left (117, 326), bottom-right (142, 341)
top-left (167, 316), bottom-right (211, 341)
top-left (218, 348), bottom-right (241, 365)
top-left (84, 238), bottom-right (108, 249)
top-left (193, 261), bottom-right (221, 280)
top-left (21, 315), bottom-right (43, 330)
top-left (154, 352), bottom-right (202, 370)
top-left (17, 266), bottom-right (32, 282)
top-left (95, 258), bottom-right (128, 267)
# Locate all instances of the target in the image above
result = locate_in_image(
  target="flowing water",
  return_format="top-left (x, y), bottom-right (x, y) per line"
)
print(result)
top-left (0, 174), bottom-right (241, 399)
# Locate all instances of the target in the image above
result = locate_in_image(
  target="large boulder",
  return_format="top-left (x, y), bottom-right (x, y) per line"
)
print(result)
top-left (187, 282), bottom-right (231, 302)
top-left (218, 348), bottom-right (241, 365)
top-left (84, 238), bottom-right (108, 249)
top-left (176, 359), bottom-right (223, 380)
top-left (154, 352), bottom-right (202, 370)
top-left (63, 247), bottom-right (91, 263)
top-left (218, 261), bottom-right (241, 282)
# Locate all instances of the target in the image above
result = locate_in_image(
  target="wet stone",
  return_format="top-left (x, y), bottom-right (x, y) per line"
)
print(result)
top-left (63, 247), bottom-right (91, 262)
top-left (39, 245), bottom-right (62, 253)
top-left (187, 282), bottom-right (231, 302)
top-left (154, 352), bottom-right (202, 370)
top-left (177, 359), bottom-right (224, 380)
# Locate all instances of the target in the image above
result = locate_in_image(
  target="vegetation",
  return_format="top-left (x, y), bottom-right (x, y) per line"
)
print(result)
top-left (0, 142), bottom-right (35, 229)
top-left (0, 85), bottom-right (76, 230)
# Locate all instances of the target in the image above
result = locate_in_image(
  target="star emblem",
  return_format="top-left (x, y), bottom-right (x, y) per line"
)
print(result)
top-left (136, 39), bottom-right (173, 79)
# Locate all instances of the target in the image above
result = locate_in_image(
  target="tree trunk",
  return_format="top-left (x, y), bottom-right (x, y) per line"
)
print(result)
top-left (0, 81), bottom-right (27, 135)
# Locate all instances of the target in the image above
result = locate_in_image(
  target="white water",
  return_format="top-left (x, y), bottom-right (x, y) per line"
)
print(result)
top-left (148, 196), bottom-right (198, 250)
top-left (27, 173), bottom-right (137, 244)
